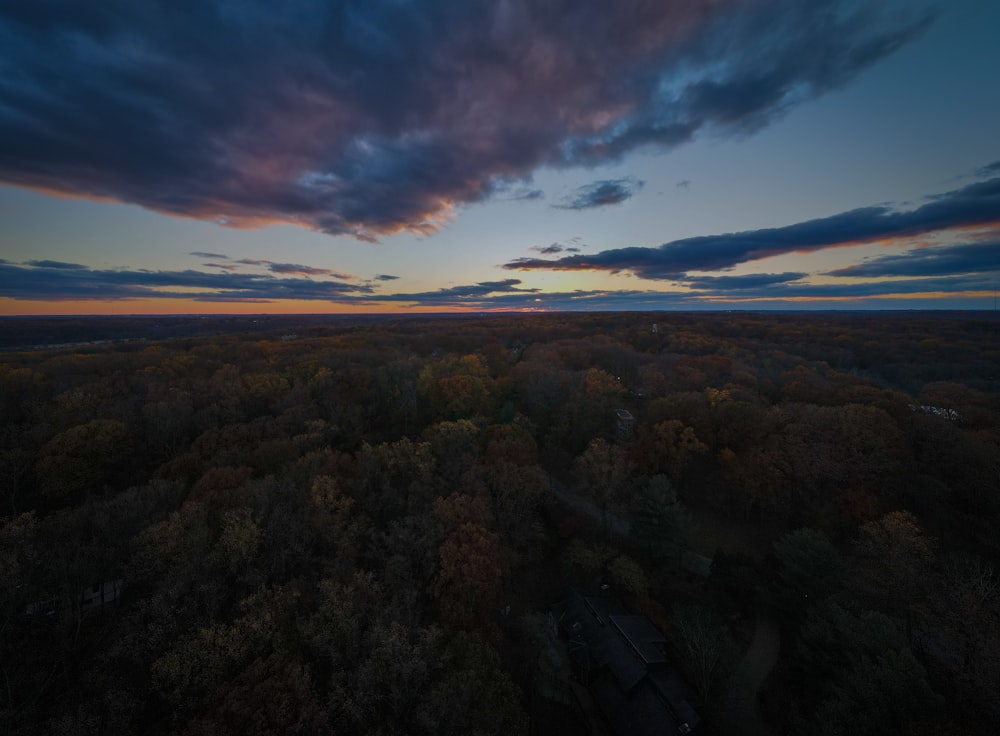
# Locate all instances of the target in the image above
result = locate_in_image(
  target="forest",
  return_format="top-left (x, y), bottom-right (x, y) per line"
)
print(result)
top-left (1, 311), bottom-right (998, 735)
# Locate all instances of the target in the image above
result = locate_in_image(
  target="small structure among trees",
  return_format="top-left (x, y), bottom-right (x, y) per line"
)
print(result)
top-left (615, 409), bottom-right (634, 443)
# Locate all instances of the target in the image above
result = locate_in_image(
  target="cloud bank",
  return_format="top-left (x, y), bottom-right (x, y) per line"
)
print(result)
top-left (0, 0), bottom-right (933, 240)
top-left (505, 176), bottom-right (1000, 278)
top-left (3, 257), bottom-right (994, 310)
top-left (0, 260), bottom-right (373, 303)
top-left (826, 241), bottom-right (1000, 278)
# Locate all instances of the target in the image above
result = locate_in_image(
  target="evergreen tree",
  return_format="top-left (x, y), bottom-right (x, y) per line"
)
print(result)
top-left (631, 475), bottom-right (694, 565)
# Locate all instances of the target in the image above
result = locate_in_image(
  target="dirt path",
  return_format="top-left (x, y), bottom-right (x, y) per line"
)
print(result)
top-left (724, 610), bottom-right (780, 735)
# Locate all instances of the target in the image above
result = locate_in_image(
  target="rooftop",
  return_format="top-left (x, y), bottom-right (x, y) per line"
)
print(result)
top-left (557, 589), bottom-right (700, 735)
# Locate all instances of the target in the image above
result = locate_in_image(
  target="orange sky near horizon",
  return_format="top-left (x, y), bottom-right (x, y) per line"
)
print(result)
top-left (3, 289), bottom-right (992, 317)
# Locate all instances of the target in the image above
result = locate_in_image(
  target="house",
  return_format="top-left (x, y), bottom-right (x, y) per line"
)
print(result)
top-left (81, 579), bottom-right (122, 611)
top-left (24, 579), bottom-right (123, 617)
top-left (615, 409), bottom-right (635, 443)
top-left (554, 589), bottom-right (700, 735)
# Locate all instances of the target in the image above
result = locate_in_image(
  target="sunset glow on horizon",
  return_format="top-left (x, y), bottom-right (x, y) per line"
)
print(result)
top-left (1, 0), bottom-right (998, 314)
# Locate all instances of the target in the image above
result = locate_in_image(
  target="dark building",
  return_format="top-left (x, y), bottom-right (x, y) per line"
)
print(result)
top-left (615, 409), bottom-right (635, 443)
top-left (554, 589), bottom-right (700, 735)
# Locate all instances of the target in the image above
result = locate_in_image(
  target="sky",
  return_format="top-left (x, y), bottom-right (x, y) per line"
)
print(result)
top-left (0, 0), bottom-right (998, 314)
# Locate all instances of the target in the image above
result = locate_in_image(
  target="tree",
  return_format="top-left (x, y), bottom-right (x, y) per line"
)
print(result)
top-left (561, 541), bottom-right (650, 598)
top-left (643, 419), bottom-right (707, 485)
top-left (669, 604), bottom-right (737, 707)
top-left (142, 391), bottom-right (195, 459)
top-left (852, 511), bottom-right (934, 626)
top-left (476, 460), bottom-right (547, 550)
top-left (576, 438), bottom-right (628, 540)
top-left (302, 572), bottom-right (383, 672)
top-left (582, 367), bottom-right (623, 399)
top-left (418, 354), bottom-right (495, 420)
top-left (187, 465), bottom-right (254, 507)
top-left (922, 554), bottom-right (1000, 726)
top-left (151, 586), bottom-right (294, 712)
top-left (0, 513), bottom-right (37, 614)
top-left (216, 507), bottom-right (261, 578)
top-left (433, 493), bottom-right (493, 535)
top-left (431, 523), bottom-right (506, 637)
top-left (0, 435), bottom-right (32, 515)
top-left (308, 474), bottom-right (356, 562)
top-left (630, 475), bottom-right (694, 566)
top-left (35, 419), bottom-right (132, 502)
top-left (416, 633), bottom-right (527, 736)
top-left (424, 419), bottom-right (481, 485)
top-left (797, 601), bottom-right (942, 736)
top-left (773, 528), bottom-right (844, 617)
top-left (355, 438), bottom-right (435, 522)
top-left (330, 622), bottom-right (443, 734)
top-left (184, 654), bottom-right (323, 736)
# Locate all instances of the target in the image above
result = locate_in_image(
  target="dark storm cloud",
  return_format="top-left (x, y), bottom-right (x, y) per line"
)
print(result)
top-left (505, 175), bottom-right (1000, 278)
top-left (555, 178), bottom-right (644, 210)
top-left (0, 0), bottom-right (934, 240)
top-left (825, 241), bottom-right (1000, 278)
top-left (0, 260), bottom-right (373, 302)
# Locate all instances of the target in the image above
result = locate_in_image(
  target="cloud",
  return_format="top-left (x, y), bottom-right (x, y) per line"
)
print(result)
top-left (725, 274), bottom-right (999, 299)
top-left (504, 187), bottom-right (545, 202)
top-left (530, 238), bottom-right (585, 255)
top-left (505, 175), bottom-right (1000, 278)
top-left (234, 258), bottom-right (356, 279)
top-left (825, 241), bottom-right (1000, 278)
top-left (267, 262), bottom-right (356, 278)
top-left (678, 272), bottom-right (808, 290)
top-left (189, 251), bottom-right (229, 260)
top-left (976, 161), bottom-right (1000, 178)
top-left (375, 274), bottom-right (399, 281)
top-left (372, 282), bottom-right (695, 310)
top-left (0, 260), bottom-right (373, 302)
top-left (24, 259), bottom-right (86, 270)
top-left (555, 178), bottom-right (644, 210)
top-left (676, 180), bottom-right (692, 189)
top-left (389, 279), bottom-right (540, 302)
top-left (532, 243), bottom-right (567, 255)
top-left (0, 261), bottom-right (548, 306)
top-left (379, 273), bottom-right (998, 308)
top-left (0, 0), bottom-right (934, 240)
top-left (2, 256), bottom-right (993, 309)
top-left (202, 262), bottom-right (241, 271)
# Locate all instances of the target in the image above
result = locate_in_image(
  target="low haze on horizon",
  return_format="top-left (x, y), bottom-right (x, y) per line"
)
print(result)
top-left (1, 0), bottom-right (999, 315)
